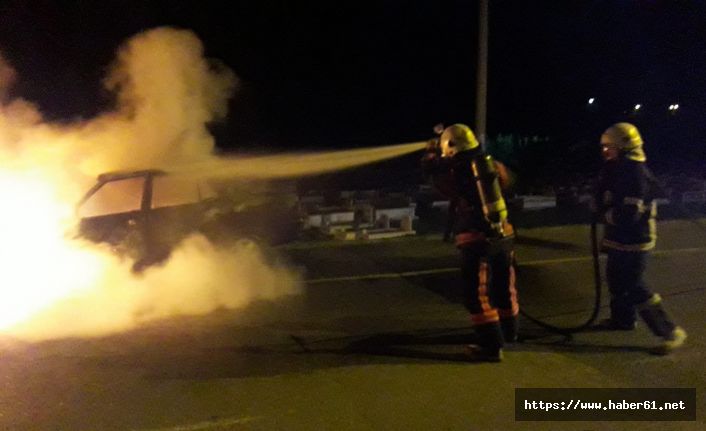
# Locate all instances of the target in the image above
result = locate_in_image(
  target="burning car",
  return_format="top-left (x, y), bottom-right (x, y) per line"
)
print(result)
top-left (76, 169), bottom-right (302, 271)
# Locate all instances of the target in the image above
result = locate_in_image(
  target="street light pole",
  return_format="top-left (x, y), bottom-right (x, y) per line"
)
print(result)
top-left (475, 0), bottom-right (489, 148)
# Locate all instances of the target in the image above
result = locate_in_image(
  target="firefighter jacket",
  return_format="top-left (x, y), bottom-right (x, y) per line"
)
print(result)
top-left (596, 158), bottom-right (657, 251)
top-left (422, 149), bottom-right (511, 244)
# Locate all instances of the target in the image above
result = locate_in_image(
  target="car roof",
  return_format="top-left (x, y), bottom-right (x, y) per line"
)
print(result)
top-left (97, 169), bottom-right (167, 182)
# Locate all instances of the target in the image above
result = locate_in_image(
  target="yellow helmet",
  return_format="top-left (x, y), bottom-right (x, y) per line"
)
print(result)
top-left (600, 122), bottom-right (646, 162)
top-left (439, 123), bottom-right (480, 158)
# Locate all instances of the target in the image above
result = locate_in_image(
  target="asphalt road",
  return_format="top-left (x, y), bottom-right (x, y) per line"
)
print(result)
top-left (0, 219), bottom-right (704, 430)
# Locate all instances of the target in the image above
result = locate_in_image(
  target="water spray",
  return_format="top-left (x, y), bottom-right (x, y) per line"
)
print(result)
top-left (169, 141), bottom-right (428, 181)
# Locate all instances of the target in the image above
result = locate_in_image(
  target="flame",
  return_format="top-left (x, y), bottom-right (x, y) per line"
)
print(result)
top-left (0, 170), bottom-right (104, 329)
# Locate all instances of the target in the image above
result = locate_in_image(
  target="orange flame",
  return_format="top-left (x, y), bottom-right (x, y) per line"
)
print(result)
top-left (0, 170), bottom-right (104, 330)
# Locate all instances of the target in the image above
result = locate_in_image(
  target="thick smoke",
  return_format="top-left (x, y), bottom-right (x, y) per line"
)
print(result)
top-left (2, 27), bottom-right (236, 189)
top-left (0, 28), bottom-right (302, 341)
top-left (77, 26), bottom-right (238, 175)
top-left (8, 236), bottom-right (301, 340)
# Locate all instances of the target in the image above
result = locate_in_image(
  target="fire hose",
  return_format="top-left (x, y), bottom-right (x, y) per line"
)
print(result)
top-left (517, 219), bottom-right (603, 337)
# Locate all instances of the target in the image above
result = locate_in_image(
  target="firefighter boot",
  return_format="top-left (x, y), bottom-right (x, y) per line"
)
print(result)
top-left (466, 323), bottom-right (504, 362)
top-left (637, 294), bottom-right (686, 355)
top-left (651, 327), bottom-right (687, 356)
top-left (500, 316), bottom-right (519, 343)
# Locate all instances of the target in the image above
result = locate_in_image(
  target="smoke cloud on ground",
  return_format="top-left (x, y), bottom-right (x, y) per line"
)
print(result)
top-left (8, 235), bottom-right (302, 341)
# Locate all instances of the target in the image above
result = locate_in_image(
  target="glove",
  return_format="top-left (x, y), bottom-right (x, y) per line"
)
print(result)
top-left (425, 138), bottom-right (441, 157)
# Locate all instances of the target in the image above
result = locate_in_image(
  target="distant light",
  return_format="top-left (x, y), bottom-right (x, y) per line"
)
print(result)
top-left (588, 98), bottom-right (595, 104)
top-left (634, 104), bottom-right (642, 110)
top-left (669, 105), bottom-right (674, 110)
top-left (668, 104), bottom-right (680, 111)
top-left (674, 103), bottom-right (679, 110)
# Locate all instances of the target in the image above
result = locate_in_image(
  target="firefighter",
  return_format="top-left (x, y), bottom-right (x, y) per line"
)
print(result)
top-left (422, 123), bottom-right (519, 362)
top-left (594, 122), bottom-right (686, 355)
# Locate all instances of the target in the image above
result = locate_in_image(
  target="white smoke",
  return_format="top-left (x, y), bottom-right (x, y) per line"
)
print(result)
top-left (77, 26), bottom-right (237, 173)
top-left (8, 236), bottom-right (302, 340)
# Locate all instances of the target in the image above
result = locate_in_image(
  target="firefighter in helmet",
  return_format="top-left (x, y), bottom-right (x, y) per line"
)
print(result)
top-left (422, 123), bottom-right (519, 362)
top-left (594, 122), bottom-right (686, 354)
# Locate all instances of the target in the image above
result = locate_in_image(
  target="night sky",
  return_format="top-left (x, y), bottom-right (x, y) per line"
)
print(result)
top-left (1, 1), bottom-right (705, 169)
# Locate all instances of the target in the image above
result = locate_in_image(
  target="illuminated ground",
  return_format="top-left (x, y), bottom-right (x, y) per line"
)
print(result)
top-left (0, 219), bottom-right (704, 430)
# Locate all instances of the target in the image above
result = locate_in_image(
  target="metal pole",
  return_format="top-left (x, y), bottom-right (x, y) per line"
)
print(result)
top-left (475, 0), bottom-right (489, 148)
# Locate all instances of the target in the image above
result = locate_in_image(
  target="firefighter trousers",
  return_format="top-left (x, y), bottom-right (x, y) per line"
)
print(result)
top-left (606, 249), bottom-right (677, 337)
top-left (605, 249), bottom-right (651, 325)
top-left (459, 238), bottom-right (519, 349)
